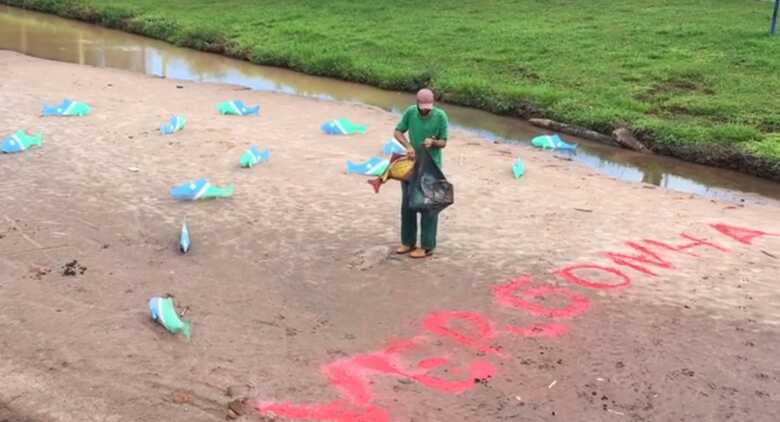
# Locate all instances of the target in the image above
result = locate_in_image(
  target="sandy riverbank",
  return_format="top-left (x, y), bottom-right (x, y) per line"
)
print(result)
top-left (1, 51), bottom-right (779, 421)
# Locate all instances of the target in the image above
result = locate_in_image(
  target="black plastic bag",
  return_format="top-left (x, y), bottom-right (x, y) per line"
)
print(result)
top-left (407, 148), bottom-right (454, 214)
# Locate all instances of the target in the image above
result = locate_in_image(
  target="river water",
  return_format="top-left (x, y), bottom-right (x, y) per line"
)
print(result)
top-left (1, 5), bottom-right (779, 204)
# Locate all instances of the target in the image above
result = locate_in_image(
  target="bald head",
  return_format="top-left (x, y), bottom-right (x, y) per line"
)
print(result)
top-left (416, 88), bottom-right (435, 113)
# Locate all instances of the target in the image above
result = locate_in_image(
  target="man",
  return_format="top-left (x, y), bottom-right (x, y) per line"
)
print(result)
top-left (393, 88), bottom-right (448, 259)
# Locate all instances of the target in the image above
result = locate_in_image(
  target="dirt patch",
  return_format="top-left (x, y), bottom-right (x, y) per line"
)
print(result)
top-left (172, 390), bottom-right (193, 405)
top-left (0, 402), bottom-right (41, 422)
top-left (61, 260), bottom-right (87, 277)
top-left (637, 77), bottom-right (716, 102)
top-left (30, 266), bottom-right (51, 280)
top-left (226, 398), bottom-right (254, 420)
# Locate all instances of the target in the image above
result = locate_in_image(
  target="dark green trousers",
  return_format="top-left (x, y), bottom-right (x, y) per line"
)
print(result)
top-left (401, 181), bottom-right (438, 250)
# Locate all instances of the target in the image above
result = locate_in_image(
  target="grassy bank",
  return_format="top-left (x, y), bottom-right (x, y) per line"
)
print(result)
top-left (4, 0), bottom-right (780, 178)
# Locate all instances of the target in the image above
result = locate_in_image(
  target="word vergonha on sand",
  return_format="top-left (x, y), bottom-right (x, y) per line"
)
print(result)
top-left (217, 100), bottom-right (260, 116)
top-left (170, 178), bottom-right (234, 201)
top-left (346, 156), bottom-right (390, 176)
top-left (240, 145), bottom-right (270, 168)
top-left (256, 223), bottom-right (780, 421)
top-left (179, 221), bottom-right (191, 254)
top-left (368, 153), bottom-right (415, 194)
top-left (512, 158), bottom-right (525, 179)
top-left (149, 296), bottom-right (191, 339)
top-left (531, 134), bottom-right (577, 151)
top-left (321, 118), bottom-right (368, 135)
top-left (382, 138), bottom-right (406, 156)
top-left (42, 99), bottom-right (91, 117)
top-left (160, 115), bottom-right (186, 135)
top-left (1, 130), bottom-right (41, 153)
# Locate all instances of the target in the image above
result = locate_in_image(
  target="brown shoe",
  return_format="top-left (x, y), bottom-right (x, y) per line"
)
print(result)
top-left (396, 245), bottom-right (413, 255)
top-left (409, 248), bottom-right (433, 259)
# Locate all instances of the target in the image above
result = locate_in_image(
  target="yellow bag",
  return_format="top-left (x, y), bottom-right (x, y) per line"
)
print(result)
top-left (368, 154), bottom-right (414, 193)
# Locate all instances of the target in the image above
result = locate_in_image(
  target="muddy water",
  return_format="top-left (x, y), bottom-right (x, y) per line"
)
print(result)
top-left (1, 5), bottom-right (779, 204)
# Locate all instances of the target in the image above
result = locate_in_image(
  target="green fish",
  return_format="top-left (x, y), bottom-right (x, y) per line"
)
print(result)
top-left (1, 130), bottom-right (42, 153)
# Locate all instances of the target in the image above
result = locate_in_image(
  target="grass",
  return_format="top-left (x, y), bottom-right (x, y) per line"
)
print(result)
top-left (5, 0), bottom-right (780, 175)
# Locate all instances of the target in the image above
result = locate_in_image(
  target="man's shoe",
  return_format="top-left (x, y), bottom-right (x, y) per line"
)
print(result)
top-left (396, 245), bottom-right (413, 255)
top-left (409, 248), bottom-right (433, 259)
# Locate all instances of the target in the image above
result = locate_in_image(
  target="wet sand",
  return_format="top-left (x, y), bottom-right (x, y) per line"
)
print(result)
top-left (1, 51), bottom-right (779, 421)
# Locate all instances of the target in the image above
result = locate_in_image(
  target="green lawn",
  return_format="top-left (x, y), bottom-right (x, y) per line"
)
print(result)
top-left (6, 0), bottom-right (780, 168)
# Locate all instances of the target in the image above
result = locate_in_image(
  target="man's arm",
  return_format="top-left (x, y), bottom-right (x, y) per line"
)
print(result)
top-left (393, 129), bottom-right (414, 150)
top-left (394, 129), bottom-right (415, 156)
top-left (394, 109), bottom-right (416, 158)
top-left (424, 113), bottom-right (448, 149)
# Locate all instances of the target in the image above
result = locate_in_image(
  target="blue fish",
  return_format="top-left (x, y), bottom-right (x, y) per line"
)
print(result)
top-left (531, 134), bottom-right (577, 151)
top-left (41, 99), bottom-right (91, 117)
top-left (382, 138), bottom-right (406, 156)
top-left (171, 178), bottom-right (209, 200)
top-left (240, 145), bottom-right (270, 168)
top-left (149, 296), bottom-right (191, 339)
top-left (1, 130), bottom-right (42, 153)
top-left (512, 158), bottom-right (525, 179)
top-left (170, 178), bottom-right (234, 201)
top-left (218, 100), bottom-right (260, 116)
top-left (179, 221), bottom-right (191, 254)
top-left (321, 118), bottom-right (368, 135)
top-left (346, 156), bottom-right (389, 176)
top-left (161, 115), bottom-right (186, 135)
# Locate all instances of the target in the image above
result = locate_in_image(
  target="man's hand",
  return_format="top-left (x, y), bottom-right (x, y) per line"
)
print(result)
top-left (395, 129), bottom-right (415, 159)
top-left (424, 139), bottom-right (445, 149)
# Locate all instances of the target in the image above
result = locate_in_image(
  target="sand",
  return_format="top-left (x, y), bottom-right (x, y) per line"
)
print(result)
top-left (1, 50), bottom-right (779, 421)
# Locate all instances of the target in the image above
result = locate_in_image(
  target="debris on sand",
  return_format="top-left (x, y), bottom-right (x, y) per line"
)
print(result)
top-left (226, 398), bottom-right (254, 419)
top-left (173, 390), bottom-right (193, 405)
top-left (553, 155), bottom-right (574, 162)
top-left (62, 260), bottom-right (87, 277)
top-left (31, 266), bottom-right (51, 280)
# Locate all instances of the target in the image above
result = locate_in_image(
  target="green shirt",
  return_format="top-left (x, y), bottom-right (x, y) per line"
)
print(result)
top-left (395, 105), bottom-right (448, 168)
